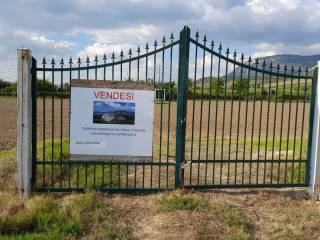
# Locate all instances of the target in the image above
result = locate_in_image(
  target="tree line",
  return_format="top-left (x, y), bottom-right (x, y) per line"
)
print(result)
top-left (0, 79), bottom-right (70, 97)
top-left (0, 77), bottom-right (311, 101)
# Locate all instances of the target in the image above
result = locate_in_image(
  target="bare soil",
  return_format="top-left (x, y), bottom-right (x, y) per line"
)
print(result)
top-left (0, 97), bottom-right (310, 152)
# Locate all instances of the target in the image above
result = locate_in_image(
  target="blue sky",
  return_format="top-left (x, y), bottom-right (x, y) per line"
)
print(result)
top-left (0, 0), bottom-right (320, 59)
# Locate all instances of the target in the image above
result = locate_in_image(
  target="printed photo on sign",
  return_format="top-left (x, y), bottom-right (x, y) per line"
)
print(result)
top-left (93, 101), bottom-right (135, 125)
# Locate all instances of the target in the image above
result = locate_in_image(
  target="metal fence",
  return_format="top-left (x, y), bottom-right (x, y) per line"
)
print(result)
top-left (30, 26), bottom-right (317, 193)
top-left (0, 54), bottom-right (17, 96)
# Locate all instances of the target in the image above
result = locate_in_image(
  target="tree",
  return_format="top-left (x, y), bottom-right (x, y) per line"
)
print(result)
top-left (0, 79), bottom-right (12, 89)
top-left (233, 77), bottom-right (250, 98)
top-left (210, 78), bottom-right (224, 96)
top-left (36, 79), bottom-right (57, 94)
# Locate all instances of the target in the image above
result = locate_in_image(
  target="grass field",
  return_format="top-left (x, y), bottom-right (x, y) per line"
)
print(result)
top-left (1, 96), bottom-right (319, 239)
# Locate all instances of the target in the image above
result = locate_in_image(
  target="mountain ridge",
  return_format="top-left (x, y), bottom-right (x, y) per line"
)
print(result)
top-left (197, 53), bottom-right (319, 86)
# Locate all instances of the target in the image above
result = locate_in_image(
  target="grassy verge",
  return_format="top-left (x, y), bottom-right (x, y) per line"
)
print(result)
top-left (153, 191), bottom-right (253, 239)
top-left (0, 192), bottom-right (136, 240)
top-left (1, 145), bottom-right (320, 239)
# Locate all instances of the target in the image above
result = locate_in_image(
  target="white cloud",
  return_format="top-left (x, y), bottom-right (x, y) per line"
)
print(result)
top-left (77, 24), bottom-right (168, 59)
top-left (0, 0), bottom-right (320, 58)
top-left (247, 0), bottom-right (299, 14)
top-left (29, 35), bottom-right (75, 50)
top-left (252, 42), bottom-right (320, 58)
top-left (78, 24), bottom-right (157, 44)
top-left (79, 42), bottom-right (134, 58)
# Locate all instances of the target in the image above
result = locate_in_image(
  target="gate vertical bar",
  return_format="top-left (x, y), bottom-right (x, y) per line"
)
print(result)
top-left (175, 26), bottom-right (190, 188)
top-left (31, 57), bottom-right (37, 188)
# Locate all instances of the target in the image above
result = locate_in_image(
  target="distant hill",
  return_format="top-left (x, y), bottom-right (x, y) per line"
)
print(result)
top-left (197, 54), bottom-right (319, 86)
top-left (259, 54), bottom-right (319, 69)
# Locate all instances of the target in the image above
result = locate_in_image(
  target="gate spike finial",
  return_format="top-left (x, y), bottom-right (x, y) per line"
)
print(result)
top-left (226, 48), bottom-right (230, 57)
top-left (298, 66), bottom-right (301, 73)
top-left (94, 55), bottom-right (98, 64)
top-left (154, 40), bottom-right (158, 48)
top-left (284, 65), bottom-right (287, 72)
top-left (170, 33), bottom-right (174, 42)
top-left (77, 57), bottom-right (81, 65)
top-left (42, 57), bottom-right (46, 65)
top-left (137, 46), bottom-right (141, 54)
top-left (120, 50), bottom-right (124, 58)
top-left (305, 67), bottom-right (309, 74)
top-left (255, 58), bottom-right (259, 65)
top-left (111, 52), bottom-right (115, 60)
top-left (276, 64), bottom-right (280, 70)
top-left (269, 62), bottom-right (273, 70)
top-left (86, 56), bottom-right (90, 64)
top-left (103, 54), bottom-right (107, 62)
top-left (162, 36), bottom-right (166, 46)
top-left (233, 51), bottom-right (237, 59)
top-left (218, 43), bottom-right (222, 53)
top-left (128, 48), bottom-right (132, 56)
top-left (69, 57), bottom-right (73, 65)
top-left (195, 31), bottom-right (199, 41)
top-left (203, 35), bottom-right (207, 43)
top-left (211, 40), bottom-right (214, 49)
top-left (145, 43), bottom-right (149, 51)
top-left (60, 58), bottom-right (64, 66)
top-left (262, 60), bottom-right (266, 68)
top-left (241, 53), bottom-right (244, 61)
top-left (51, 58), bottom-right (55, 65)
top-left (248, 56), bottom-right (252, 63)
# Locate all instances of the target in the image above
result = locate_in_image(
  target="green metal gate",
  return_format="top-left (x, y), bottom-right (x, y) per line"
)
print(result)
top-left (31, 26), bottom-right (317, 193)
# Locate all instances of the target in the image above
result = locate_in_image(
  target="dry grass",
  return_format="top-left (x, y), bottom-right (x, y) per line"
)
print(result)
top-left (0, 149), bottom-right (320, 239)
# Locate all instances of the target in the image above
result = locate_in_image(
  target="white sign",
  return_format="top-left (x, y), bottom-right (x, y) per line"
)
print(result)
top-left (70, 87), bottom-right (154, 159)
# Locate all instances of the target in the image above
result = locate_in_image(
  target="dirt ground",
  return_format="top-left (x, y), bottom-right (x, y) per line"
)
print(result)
top-left (0, 96), bottom-right (310, 152)
top-left (0, 97), bottom-right (17, 150)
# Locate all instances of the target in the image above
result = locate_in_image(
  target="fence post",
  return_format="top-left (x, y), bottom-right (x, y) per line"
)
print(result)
top-left (31, 57), bottom-right (37, 187)
top-left (308, 62), bottom-right (320, 199)
top-left (175, 26), bottom-right (190, 188)
top-left (17, 49), bottom-right (33, 197)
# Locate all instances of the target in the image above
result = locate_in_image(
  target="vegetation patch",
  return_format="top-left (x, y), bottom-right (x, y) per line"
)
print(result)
top-left (154, 191), bottom-right (210, 212)
top-left (0, 193), bottom-right (136, 240)
top-left (0, 149), bottom-right (16, 191)
top-left (151, 191), bottom-right (253, 239)
top-left (0, 196), bottom-right (83, 238)
top-left (193, 202), bottom-right (253, 240)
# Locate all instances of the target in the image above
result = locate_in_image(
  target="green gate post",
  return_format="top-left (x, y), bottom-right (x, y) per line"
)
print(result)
top-left (175, 26), bottom-right (190, 188)
top-left (307, 64), bottom-right (320, 198)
